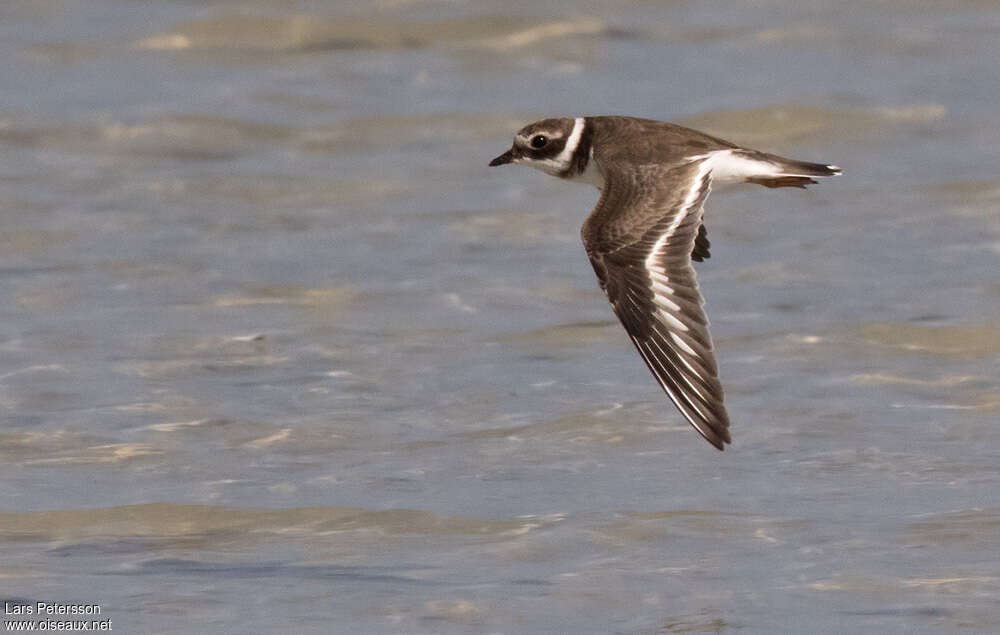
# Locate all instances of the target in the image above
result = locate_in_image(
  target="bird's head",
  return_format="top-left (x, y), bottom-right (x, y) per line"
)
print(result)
top-left (489, 117), bottom-right (584, 177)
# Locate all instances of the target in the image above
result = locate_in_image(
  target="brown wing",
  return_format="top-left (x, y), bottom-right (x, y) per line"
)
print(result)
top-left (582, 158), bottom-right (730, 450)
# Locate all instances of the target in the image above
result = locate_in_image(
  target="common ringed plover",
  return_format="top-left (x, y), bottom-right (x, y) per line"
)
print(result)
top-left (489, 115), bottom-right (840, 450)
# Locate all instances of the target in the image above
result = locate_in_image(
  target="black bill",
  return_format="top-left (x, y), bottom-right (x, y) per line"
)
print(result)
top-left (488, 149), bottom-right (514, 166)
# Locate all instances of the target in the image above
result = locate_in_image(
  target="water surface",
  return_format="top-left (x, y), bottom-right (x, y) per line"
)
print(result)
top-left (0, 1), bottom-right (997, 633)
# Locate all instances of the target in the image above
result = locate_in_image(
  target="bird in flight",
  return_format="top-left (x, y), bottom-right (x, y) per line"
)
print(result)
top-left (489, 116), bottom-right (840, 450)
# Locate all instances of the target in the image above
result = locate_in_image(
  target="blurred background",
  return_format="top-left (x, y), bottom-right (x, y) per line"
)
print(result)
top-left (0, 1), bottom-right (997, 633)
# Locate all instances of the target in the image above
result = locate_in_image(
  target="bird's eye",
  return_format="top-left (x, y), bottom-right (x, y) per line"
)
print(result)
top-left (530, 135), bottom-right (548, 149)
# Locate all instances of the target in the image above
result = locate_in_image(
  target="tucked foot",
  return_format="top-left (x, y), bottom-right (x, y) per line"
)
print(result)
top-left (747, 176), bottom-right (819, 188)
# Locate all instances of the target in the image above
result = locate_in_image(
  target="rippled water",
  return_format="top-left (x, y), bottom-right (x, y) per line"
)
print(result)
top-left (1, 1), bottom-right (997, 633)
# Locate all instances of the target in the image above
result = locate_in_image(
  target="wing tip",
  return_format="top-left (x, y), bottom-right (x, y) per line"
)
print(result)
top-left (628, 333), bottom-right (732, 452)
top-left (696, 422), bottom-right (731, 451)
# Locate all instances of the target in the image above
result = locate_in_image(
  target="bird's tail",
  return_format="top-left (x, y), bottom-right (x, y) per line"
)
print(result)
top-left (744, 151), bottom-right (842, 189)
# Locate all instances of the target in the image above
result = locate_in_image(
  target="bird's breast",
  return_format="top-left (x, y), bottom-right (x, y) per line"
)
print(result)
top-left (566, 151), bottom-right (605, 190)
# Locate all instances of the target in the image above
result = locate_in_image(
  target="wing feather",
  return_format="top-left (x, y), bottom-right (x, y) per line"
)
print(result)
top-left (582, 158), bottom-right (731, 450)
